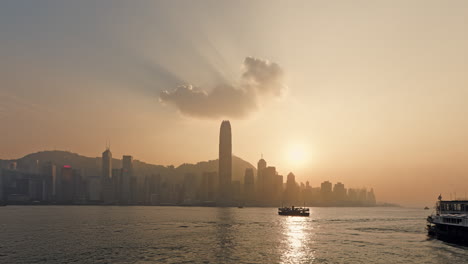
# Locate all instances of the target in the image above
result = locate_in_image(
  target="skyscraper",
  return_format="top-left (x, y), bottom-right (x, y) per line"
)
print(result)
top-left (101, 146), bottom-right (113, 203)
top-left (59, 165), bottom-right (74, 203)
top-left (102, 146), bottom-right (112, 179)
top-left (218, 120), bottom-right (232, 204)
top-left (244, 168), bottom-right (255, 203)
top-left (121, 155), bottom-right (133, 204)
top-left (256, 156), bottom-right (267, 202)
top-left (40, 161), bottom-right (56, 201)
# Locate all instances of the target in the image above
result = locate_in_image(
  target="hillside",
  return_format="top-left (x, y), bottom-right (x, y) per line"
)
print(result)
top-left (0, 150), bottom-right (256, 182)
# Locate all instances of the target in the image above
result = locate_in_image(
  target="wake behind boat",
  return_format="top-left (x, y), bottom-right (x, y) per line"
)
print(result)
top-left (278, 206), bottom-right (310, 216)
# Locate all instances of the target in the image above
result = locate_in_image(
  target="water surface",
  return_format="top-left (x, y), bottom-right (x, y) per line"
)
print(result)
top-left (0, 206), bottom-right (466, 263)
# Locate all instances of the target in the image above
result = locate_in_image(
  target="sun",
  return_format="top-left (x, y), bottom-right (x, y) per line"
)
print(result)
top-left (285, 143), bottom-right (310, 168)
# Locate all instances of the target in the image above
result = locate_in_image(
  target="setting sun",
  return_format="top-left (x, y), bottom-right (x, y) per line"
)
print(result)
top-left (285, 143), bottom-right (310, 168)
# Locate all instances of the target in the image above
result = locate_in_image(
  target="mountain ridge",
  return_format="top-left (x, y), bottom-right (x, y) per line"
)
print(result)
top-left (0, 150), bottom-right (256, 183)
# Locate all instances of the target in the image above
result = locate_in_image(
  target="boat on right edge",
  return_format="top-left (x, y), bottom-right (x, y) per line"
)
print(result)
top-left (427, 195), bottom-right (468, 243)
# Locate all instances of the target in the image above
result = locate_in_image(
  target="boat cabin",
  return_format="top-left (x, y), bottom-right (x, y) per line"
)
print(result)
top-left (437, 200), bottom-right (468, 215)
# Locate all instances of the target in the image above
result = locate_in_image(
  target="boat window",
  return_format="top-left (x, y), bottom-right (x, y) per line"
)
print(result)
top-left (442, 218), bottom-right (462, 224)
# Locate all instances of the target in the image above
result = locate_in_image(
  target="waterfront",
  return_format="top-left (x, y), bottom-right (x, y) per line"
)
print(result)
top-left (0, 206), bottom-right (467, 263)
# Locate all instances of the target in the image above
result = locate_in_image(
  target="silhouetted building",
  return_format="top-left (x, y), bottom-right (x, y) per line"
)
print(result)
top-left (72, 169), bottom-right (86, 203)
top-left (367, 188), bottom-right (377, 205)
top-left (256, 157), bottom-right (267, 201)
top-left (145, 174), bottom-right (161, 205)
top-left (40, 161), bottom-right (56, 201)
top-left (88, 176), bottom-right (101, 202)
top-left (120, 155), bottom-right (133, 204)
top-left (200, 171), bottom-right (217, 203)
top-left (263, 166), bottom-right (279, 204)
top-left (321, 181), bottom-right (333, 203)
top-left (285, 172), bottom-right (298, 203)
top-left (218, 120), bottom-right (232, 204)
top-left (182, 173), bottom-right (197, 204)
top-left (58, 165), bottom-right (74, 203)
top-left (102, 147), bottom-right (112, 179)
top-left (333, 182), bottom-right (347, 203)
top-left (8, 161), bottom-right (17, 171)
top-left (243, 168), bottom-right (255, 203)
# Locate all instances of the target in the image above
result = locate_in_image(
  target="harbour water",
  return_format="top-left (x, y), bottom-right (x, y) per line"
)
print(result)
top-left (0, 206), bottom-right (467, 263)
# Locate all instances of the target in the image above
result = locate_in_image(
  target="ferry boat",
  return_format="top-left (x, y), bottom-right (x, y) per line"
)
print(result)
top-left (278, 206), bottom-right (310, 216)
top-left (427, 196), bottom-right (468, 243)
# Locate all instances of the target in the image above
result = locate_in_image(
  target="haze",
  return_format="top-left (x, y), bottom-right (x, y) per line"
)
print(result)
top-left (1, 0), bottom-right (468, 207)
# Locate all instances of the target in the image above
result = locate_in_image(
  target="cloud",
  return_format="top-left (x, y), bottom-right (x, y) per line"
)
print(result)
top-left (159, 57), bottom-right (286, 119)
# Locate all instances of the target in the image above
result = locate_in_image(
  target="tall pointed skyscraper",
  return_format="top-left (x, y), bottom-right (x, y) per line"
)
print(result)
top-left (218, 120), bottom-right (232, 204)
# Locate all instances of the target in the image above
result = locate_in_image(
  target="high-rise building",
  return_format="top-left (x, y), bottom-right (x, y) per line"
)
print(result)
top-left (121, 155), bottom-right (133, 204)
top-left (182, 173), bottom-right (197, 204)
top-left (200, 171), bottom-right (217, 203)
top-left (256, 157), bottom-right (267, 201)
top-left (59, 165), bottom-right (74, 203)
top-left (72, 169), bottom-right (85, 203)
top-left (218, 120), bottom-right (232, 204)
top-left (8, 161), bottom-right (17, 171)
top-left (263, 166), bottom-right (279, 204)
top-left (40, 161), bottom-right (56, 201)
top-left (144, 174), bottom-right (161, 205)
top-left (101, 146), bottom-right (115, 204)
top-left (321, 181), bottom-right (333, 203)
top-left (285, 172), bottom-right (298, 203)
top-left (87, 176), bottom-right (102, 202)
top-left (333, 182), bottom-right (347, 202)
top-left (243, 168), bottom-right (255, 202)
top-left (102, 147), bottom-right (112, 179)
top-left (367, 188), bottom-right (376, 205)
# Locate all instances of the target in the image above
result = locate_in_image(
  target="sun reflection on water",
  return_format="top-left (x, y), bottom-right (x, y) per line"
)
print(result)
top-left (281, 214), bottom-right (315, 264)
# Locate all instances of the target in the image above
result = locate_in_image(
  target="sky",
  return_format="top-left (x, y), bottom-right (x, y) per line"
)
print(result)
top-left (1, 0), bottom-right (468, 206)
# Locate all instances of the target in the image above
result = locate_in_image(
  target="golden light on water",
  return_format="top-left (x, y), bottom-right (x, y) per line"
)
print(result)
top-left (281, 216), bottom-right (315, 263)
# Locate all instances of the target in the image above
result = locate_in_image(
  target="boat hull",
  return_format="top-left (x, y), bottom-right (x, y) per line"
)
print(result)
top-left (278, 212), bottom-right (310, 216)
top-left (427, 223), bottom-right (468, 244)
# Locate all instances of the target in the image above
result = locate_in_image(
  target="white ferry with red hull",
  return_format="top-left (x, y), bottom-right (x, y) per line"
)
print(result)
top-left (427, 198), bottom-right (468, 243)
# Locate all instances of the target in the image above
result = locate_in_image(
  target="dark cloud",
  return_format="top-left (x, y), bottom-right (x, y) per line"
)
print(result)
top-left (159, 57), bottom-right (286, 119)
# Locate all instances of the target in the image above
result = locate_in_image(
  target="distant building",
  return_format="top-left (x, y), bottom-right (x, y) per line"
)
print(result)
top-left (256, 157), bottom-right (267, 201)
top-left (8, 161), bottom-right (17, 171)
top-left (243, 168), bottom-right (255, 202)
top-left (59, 165), bottom-right (74, 203)
top-left (40, 161), bottom-right (56, 201)
top-left (218, 120), bottom-right (232, 204)
top-left (200, 171), bottom-right (217, 203)
top-left (321, 181), bottom-right (333, 203)
top-left (72, 169), bottom-right (86, 203)
top-left (285, 172), bottom-right (298, 203)
top-left (263, 166), bottom-right (279, 204)
top-left (88, 176), bottom-right (102, 202)
top-left (144, 174), bottom-right (161, 205)
top-left (367, 188), bottom-right (376, 205)
top-left (102, 147), bottom-right (112, 179)
top-left (121, 155), bottom-right (133, 204)
top-left (183, 173), bottom-right (197, 204)
top-left (333, 182), bottom-right (347, 203)
top-left (232, 180), bottom-right (241, 202)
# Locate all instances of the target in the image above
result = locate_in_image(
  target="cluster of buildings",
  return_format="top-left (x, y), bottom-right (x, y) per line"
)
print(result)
top-left (0, 153), bottom-right (140, 205)
top-left (0, 120), bottom-right (376, 207)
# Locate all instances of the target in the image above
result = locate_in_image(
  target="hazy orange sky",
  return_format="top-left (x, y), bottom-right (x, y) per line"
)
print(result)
top-left (1, 1), bottom-right (468, 207)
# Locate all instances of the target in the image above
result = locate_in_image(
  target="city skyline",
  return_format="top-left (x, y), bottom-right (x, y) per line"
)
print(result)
top-left (0, 120), bottom-right (378, 207)
top-left (2, 1), bottom-right (468, 263)
top-left (1, 1), bottom-right (468, 208)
